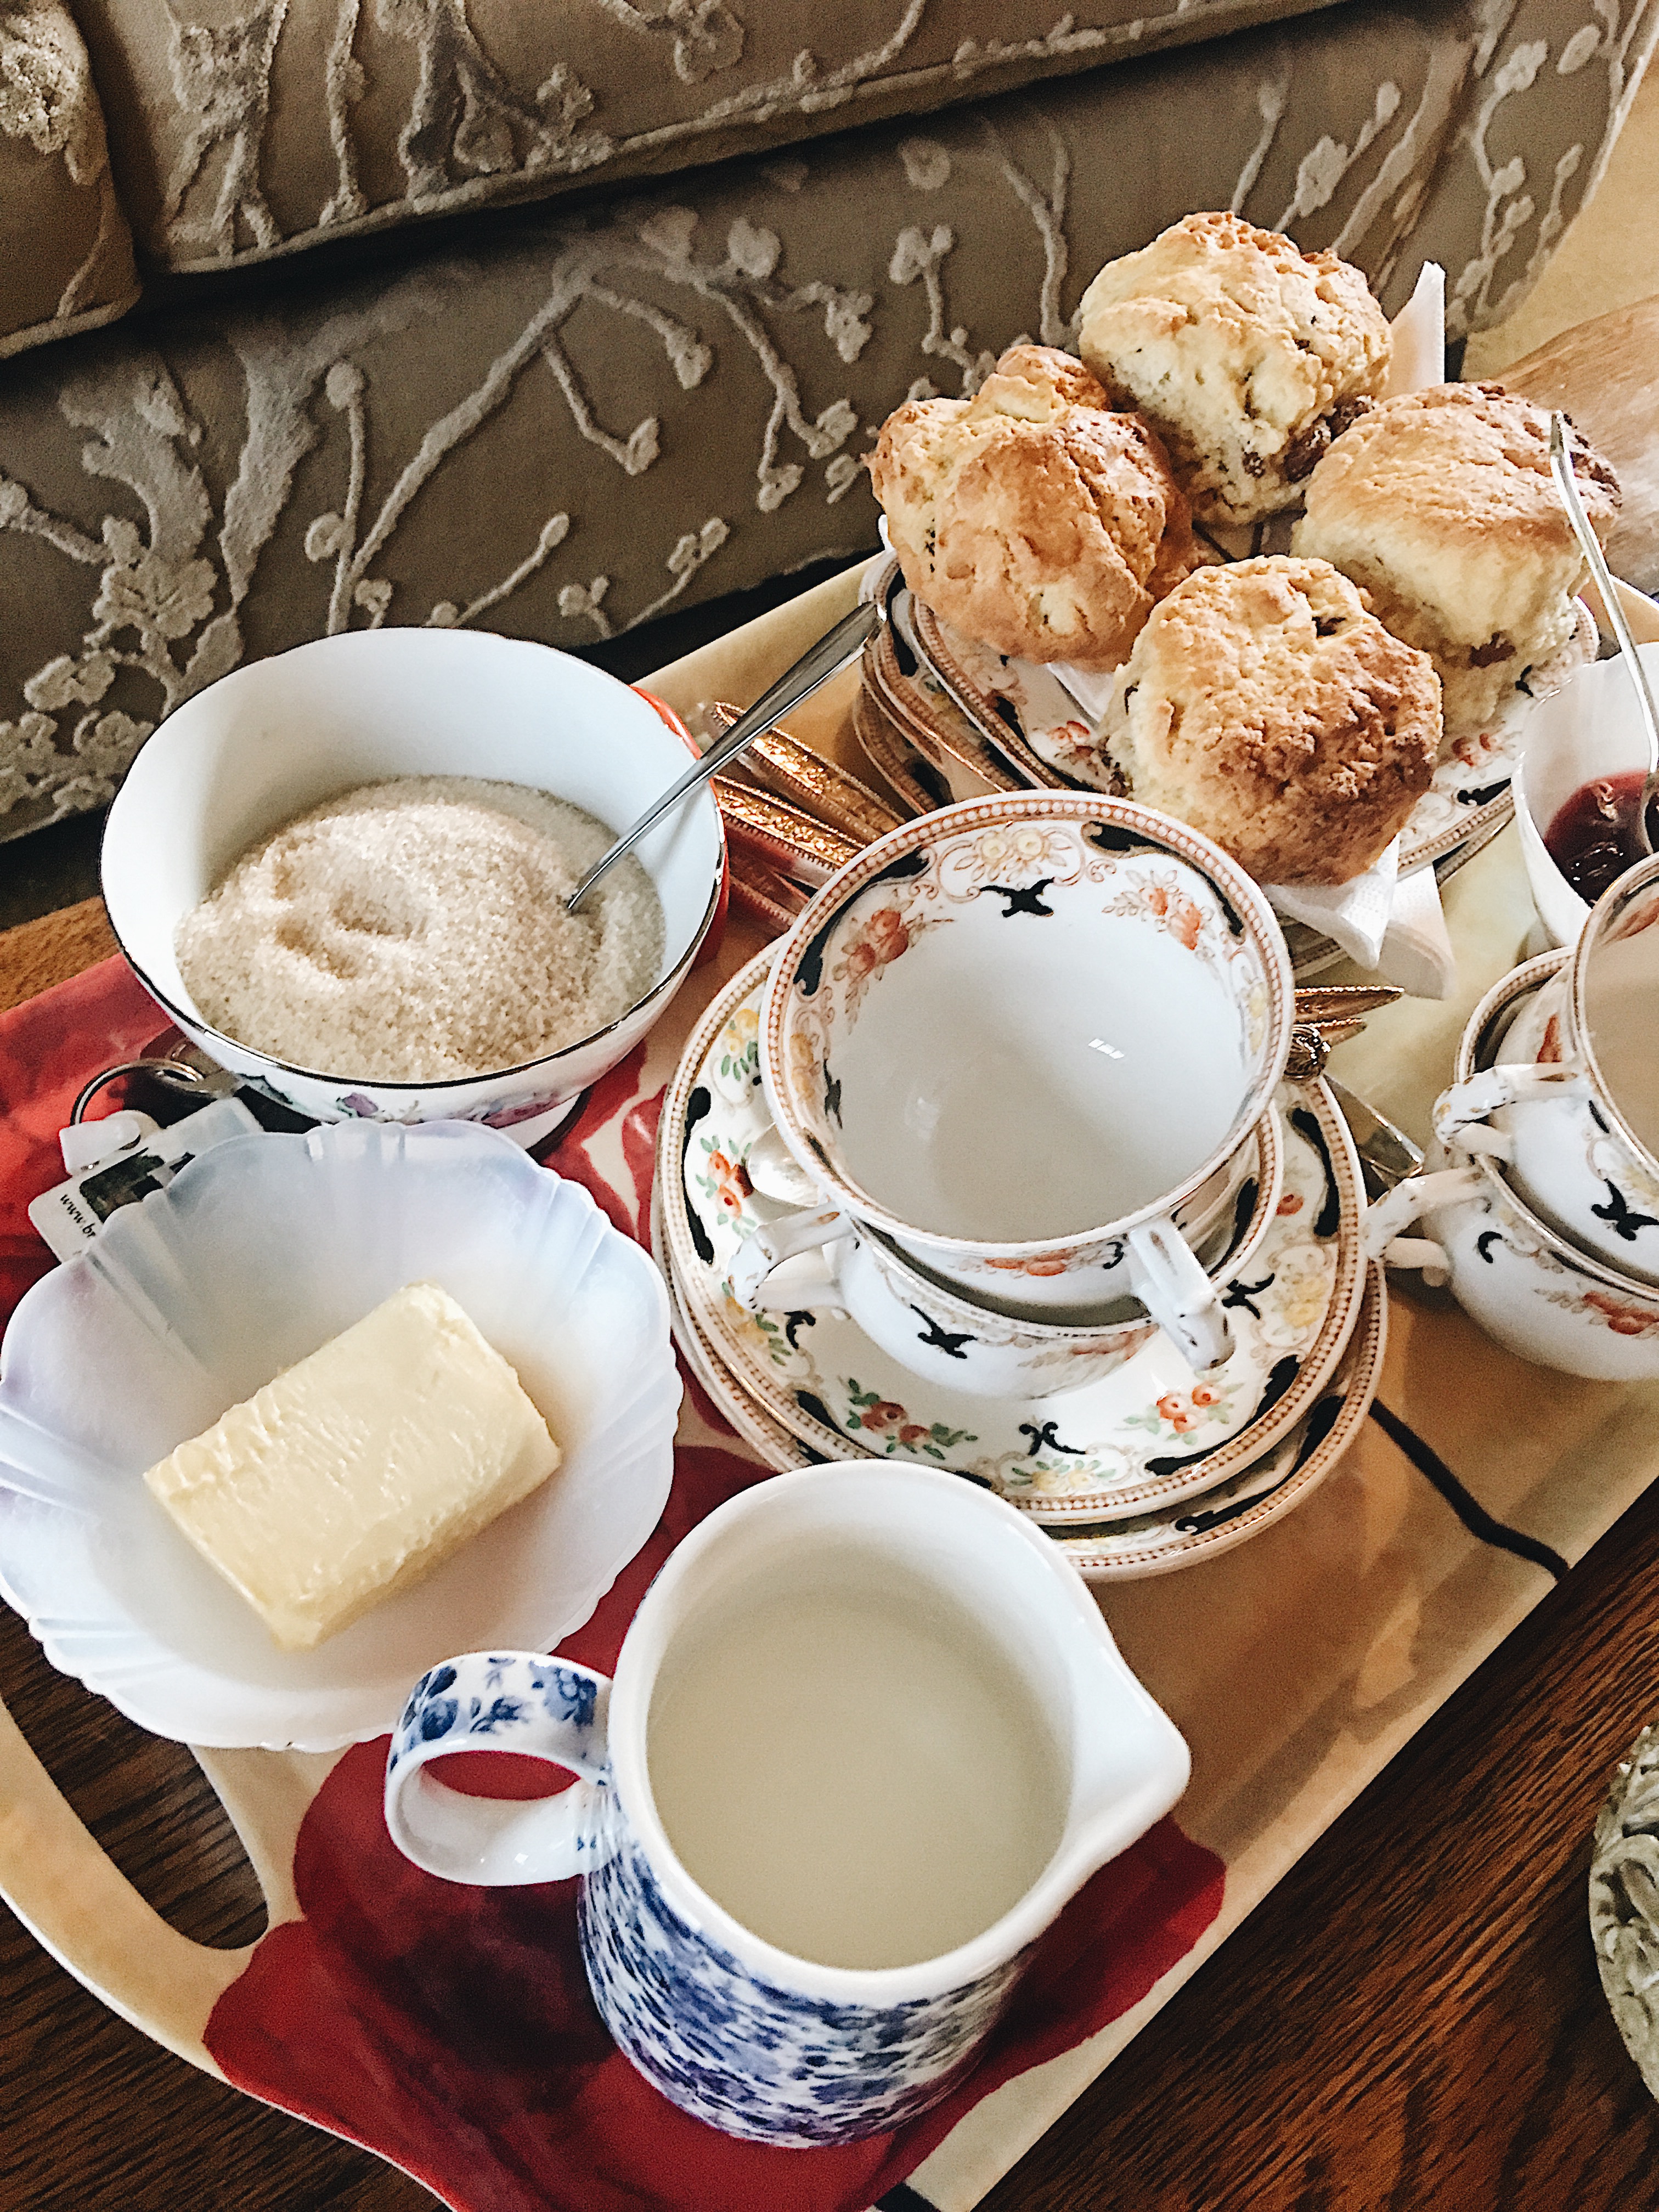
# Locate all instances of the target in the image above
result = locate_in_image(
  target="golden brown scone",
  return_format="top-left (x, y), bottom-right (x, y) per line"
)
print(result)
top-left (1292, 381), bottom-right (1620, 740)
top-left (867, 343), bottom-right (1199, 670)
top-left (1076, 212), bottom-right (1392, 527)
top-left (1098, 557), bottom-right (1441, 884)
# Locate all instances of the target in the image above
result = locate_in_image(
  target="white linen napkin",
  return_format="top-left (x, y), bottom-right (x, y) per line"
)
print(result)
top-left (1265, 837), bottom-right (1400, 969)
top-left (1257, 838), bottom-right (1452, 999)
top-left (1384, 262), bottom-right (1446, 396)
top-left (1042, 659), bottom-right (1117, 723)
top-left (1372, 859), bottom-right (1458, 1000)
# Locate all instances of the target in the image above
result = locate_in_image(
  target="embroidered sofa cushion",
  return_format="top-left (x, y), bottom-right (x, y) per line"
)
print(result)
top-left (0, 0), bottom-right (1647, 836)
top-left (0, 0), bottom-right (138, 360)
top-left (70, 0), bottom-right (1351, 273)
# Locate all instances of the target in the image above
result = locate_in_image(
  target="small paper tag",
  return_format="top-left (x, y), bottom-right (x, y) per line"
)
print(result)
top-left (27, 1097), bottom-right (261, 1262)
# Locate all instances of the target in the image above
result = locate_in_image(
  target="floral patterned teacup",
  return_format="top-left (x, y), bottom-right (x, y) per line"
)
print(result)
top-left (1433, 855), bottom-right (1659, 1284)
top-left (729, 1110), bottom-right (1284, 1397)
top-left (1366, 957), bottom-right (1659, 1379)
top-left (383, 1463), bottom-right (1189, 2145)
top-left (759, 795), bottom-right (1295, 1370)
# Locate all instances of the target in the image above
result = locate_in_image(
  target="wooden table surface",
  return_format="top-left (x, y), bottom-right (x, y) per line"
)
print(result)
top-left (5, 302), bottom-right (1659, 2211)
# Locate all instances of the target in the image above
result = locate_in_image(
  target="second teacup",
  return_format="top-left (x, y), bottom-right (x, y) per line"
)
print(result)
top-left (1434, 854), bottom-right (1659, 1282)
top-left (760, 795), bottom-right (1295, 1370)
top-left (1367, 956), bottom-right (1659, 1379)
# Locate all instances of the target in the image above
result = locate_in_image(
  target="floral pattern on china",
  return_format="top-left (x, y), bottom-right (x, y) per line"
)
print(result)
top-left (779, 816), bottom-right (1268, 1176)
top-left (1434, 861), bottom-right (1659, 1287)
top-left (658, 1118), bottom-right (1389, 1583)
top-left (671, 955), bottom-right (1362, 1520)
top-left (1365, 952), bottom-right (1659, 1384)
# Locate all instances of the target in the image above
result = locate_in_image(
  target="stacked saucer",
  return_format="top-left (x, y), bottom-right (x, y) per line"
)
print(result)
top-left (1368, 853), bottom-right (1659, 1380)
top-left (858, 595), bottom-right (1020, 808)
top-left (654, 948), bottom-right (1385, 1579)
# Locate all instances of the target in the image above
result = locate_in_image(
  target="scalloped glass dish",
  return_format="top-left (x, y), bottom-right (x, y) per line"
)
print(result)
top-left (0, 1120), bottom-right (678, 1750)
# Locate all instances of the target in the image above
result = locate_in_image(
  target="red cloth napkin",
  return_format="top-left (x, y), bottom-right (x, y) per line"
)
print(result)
top-left (0, 956), bottom-right (1226, 2212)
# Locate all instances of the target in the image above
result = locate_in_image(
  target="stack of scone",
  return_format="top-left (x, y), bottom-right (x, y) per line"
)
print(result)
top-left (862, 207), bottom-right (1621, 890)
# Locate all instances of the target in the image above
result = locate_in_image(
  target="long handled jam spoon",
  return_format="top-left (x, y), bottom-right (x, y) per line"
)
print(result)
top-left (1549, 411), bottom-right (1658, 857)
top-left (567, 595), bottom-right (884, 911)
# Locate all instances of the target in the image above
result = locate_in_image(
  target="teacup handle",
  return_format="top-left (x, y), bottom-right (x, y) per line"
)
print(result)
top-left (1126, 1217), bottom-right (1231, 1372)
top-left (1361, 1166), bottom-right (1485, 1285)
top-left (727, 1206), bottom-right (852, 1313)
top-left (384, 1651), bottom-right (617, 1887)
top-left (1433, 1065), bottom-right (1591, 1159)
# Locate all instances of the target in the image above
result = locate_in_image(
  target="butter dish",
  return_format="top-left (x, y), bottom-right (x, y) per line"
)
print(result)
top-left (0, 1120), bottom-right (678, 1748)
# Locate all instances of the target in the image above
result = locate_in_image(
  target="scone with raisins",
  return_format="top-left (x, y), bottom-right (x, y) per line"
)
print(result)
top-left (867, 343), bottom-right (1198, 669)
top-left (1076, 212), bottom-right (1391, 528)
top-left (1097, 556), bottom-right (1440, 884)
top-left (1292, 381), bottom-right (1619, 740)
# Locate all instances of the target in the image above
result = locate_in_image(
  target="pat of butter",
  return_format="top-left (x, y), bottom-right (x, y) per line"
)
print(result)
top-left (143, 1280), bottom-right (560, 1651)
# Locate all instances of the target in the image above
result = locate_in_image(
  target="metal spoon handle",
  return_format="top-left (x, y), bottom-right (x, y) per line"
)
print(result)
top-left (568, 596), bottom-right (884, 910)
top-left (1326, 1075), bottom-right (1425, 1201)
top-left (1548, 411), bottom-right (1659, 855)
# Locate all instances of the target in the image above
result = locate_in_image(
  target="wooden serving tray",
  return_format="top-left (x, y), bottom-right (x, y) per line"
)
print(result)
top-left (3, 564), bottom-right (1659, 2211)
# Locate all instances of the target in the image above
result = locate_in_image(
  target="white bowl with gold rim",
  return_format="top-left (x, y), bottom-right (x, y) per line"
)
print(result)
top-left (101, 629), bottom-right (725, 1146)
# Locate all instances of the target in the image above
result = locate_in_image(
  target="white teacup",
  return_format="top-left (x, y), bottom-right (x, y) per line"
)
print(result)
top-left (383, 1463), bottom-right (1189, 2145)
top-left (729, 1110), bottom-right (1284, 1397)
top-left (759, 795), bottom-right (1295, 1371)
top-left (1434, 854), bottom-right (1659, 1282)
top-left (1367, 956), bottom-right (1659, 1379)
top-left (1368, 1161), bottom-right (1659, 1380)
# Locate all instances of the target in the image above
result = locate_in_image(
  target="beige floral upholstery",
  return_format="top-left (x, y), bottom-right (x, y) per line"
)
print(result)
top-left (72, 0), bottom-right (1342, 271)
top-left (0, 0), bottom-right (1652, 836)
top-left (0, 0), bottom-right (138, 361)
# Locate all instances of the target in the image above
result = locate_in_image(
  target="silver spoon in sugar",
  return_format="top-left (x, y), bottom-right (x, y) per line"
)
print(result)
top-left (567, 595), bottom-right (884, 912)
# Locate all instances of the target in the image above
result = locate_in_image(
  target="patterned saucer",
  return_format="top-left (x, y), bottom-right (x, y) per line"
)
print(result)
top-left (865, 616), bottom-right (1020, 802)
top-left (657, 950), bottom-right (1368, 1524)
top-left (910, 585), bottom-right (1598, 879)
top-left (658, 1175), bottom-right (1386, 1583)
top-left (852, 685), bottom-right (949, 819)
top-left (656, 1181), bottom-right (811, 1468)
top-left (1048, 1265), bottom-right (1385, 1579)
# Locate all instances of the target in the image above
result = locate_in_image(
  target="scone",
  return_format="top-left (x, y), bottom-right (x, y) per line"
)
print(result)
top-left (1097, 557), bottom-right (1440, 884)
top-left (1292, 382), bottom-right (1619, 740)
top-left (1076, 212), bottom-right (1392, 528)
top-left (867, 343), bottom-right (1199, 669)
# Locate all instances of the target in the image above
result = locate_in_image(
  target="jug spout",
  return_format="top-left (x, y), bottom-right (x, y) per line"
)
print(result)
top-left (1047, 1611), bottom-right (1192, 1900)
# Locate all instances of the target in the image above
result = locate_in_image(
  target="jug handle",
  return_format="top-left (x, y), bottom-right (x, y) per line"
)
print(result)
top-left (384, 1652), bottom-right (616, 1887)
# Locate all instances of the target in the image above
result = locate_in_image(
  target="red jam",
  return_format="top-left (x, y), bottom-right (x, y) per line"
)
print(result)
top-left (1543, 772), bottom-right (1659, 905)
